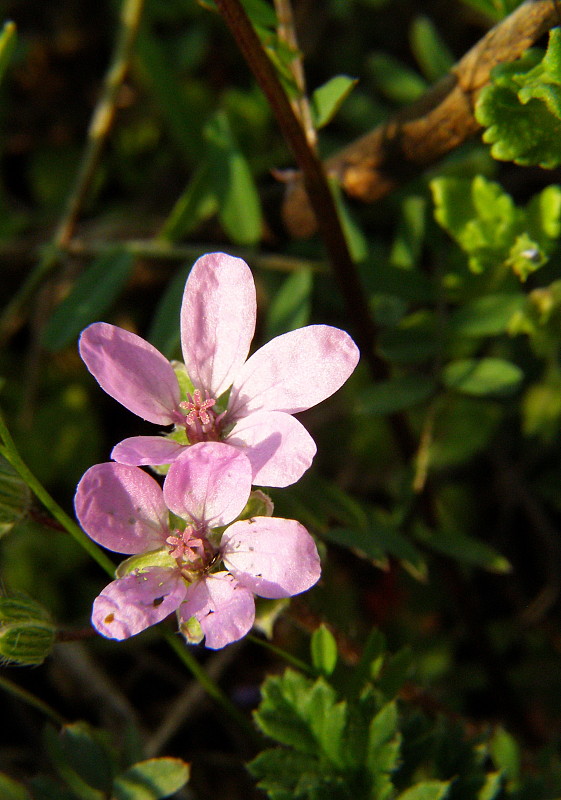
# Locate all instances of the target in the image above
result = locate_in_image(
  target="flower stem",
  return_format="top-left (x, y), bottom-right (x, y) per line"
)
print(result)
top-left (164, 631), bottom-right (263, 745)
top-left (0, 414), bottom-right (115, 577)
top-left (0, 673), bottom-right (66, 727)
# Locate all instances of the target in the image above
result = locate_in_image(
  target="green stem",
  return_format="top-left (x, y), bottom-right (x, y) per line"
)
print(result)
top-left (247, 633), bottom-right (317, 677)
top-left (0, 414), bottom-right (115, 577)
top-left (164, 631), bottom-right (263, 745)
top-left (0, 673), bottom-right (66, 727)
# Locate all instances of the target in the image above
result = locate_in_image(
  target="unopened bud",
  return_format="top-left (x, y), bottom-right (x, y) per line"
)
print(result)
top-left (0, 594), bottom-right (55, 665)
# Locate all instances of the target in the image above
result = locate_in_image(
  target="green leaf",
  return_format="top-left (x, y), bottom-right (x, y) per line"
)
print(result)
top-left (330, 179), bottom-right (368, 262)
top-left (311, 75), bottom-right (358, 128)
top-left (0, 454), bottom-right (31, 536)
top-left (366, 701), bottom-right (401, 798)
top-left (147, 264), bottom-right (190, 358)
top-left (42, 248), bottom-right (134, 352)
top-left (458, 0), bottom-right (521, 23)
top-left (310, 624), bottom-right (338, 677)
top-left (396, 781), bottom-right (451, 800)
top-left (45, 723), bottom-right (113, 797)
top-left (0, 773), bottom-right (32, 800)
top-left (476, 28), bottom-right (561, 168)
top-left (477, 772), bottom-right (503, 800)
top-left (158, 162), bottom-right (218, 242)
top-left (357, 374), bottom-right (436, 415)
top-left (490, 727), bottom-right (520, 783)
top-left (390, 195), bottom-right (427, 269)
top-left (367, 52), bottom-right (427, 104)
top-left (112, 758), bottom-right (190, 800)
top-left (409, 16), bottom-right (454, 83)
top-left (414, 524), bottom-right (511, 573)
top-left (442, 357), bottom-right (523, 397)
top-left (448, 293), bottom-right (526, 337)
top-left (0, 21), bottom-right (17, 85)
top-left (204, 110), bottom-right (263, 245)
top-left (431, 175), bottom-right (561, 279)
top-left (265, 269), bottom-right (312, 341)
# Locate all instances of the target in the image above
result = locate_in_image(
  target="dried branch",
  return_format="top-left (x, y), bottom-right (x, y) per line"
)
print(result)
top-left (282, 0), bottom-right (560, 238)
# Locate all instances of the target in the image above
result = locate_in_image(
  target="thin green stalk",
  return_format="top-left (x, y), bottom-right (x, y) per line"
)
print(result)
top-left (164, 631), bottom-right (263, 746)
top-left (0, 673), bottom-right (66, 727)
top-left (247, 633), bottom-right (317, 677)
top-left (0, 414), bottom-right (115, 576)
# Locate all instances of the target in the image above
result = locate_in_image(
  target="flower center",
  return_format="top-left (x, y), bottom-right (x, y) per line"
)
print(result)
top-left (179, 390), bottom-right (223, 443)
top-left (166, 526), bottom-right (217, 576)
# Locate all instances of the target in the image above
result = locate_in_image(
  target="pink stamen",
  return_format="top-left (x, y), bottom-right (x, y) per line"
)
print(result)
top-left (180, 389), bottom-right (216, 427)
top-left (166, 526), bottom-right (206, 563)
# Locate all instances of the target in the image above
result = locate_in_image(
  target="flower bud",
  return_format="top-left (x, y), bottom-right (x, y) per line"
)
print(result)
top-left (0, 595), bottom-right (55, 665)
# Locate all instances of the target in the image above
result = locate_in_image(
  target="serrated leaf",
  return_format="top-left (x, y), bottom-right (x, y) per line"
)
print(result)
top-left (265, 269), bottom-right (312, 341)
top-left (410, 16), bottom-right (454, 82)
top-left (366, 701), bottom-right (401, 797)
top-left (357, 374), bottom-right (436, 415)
top-left (396, 781), bottom-right (451, 800)
top-left (475, 29), bottom-right (561, 168)
top-left (310, 625), bottom-right (338, 677)
top-left (442, 358), bottom-right (523, 397)
top-left (204, 111), bottom-right (262, 245)
top-left (42, 249), bottom-right (134, 352)
top-left (112, 758), bottom-right (190, 800)
top-left (311, 75), bottom-right (358, 129)
top-left (248, 748), bottom-right (321, 797)
top-left (0, 773), bottom-right (32, 800)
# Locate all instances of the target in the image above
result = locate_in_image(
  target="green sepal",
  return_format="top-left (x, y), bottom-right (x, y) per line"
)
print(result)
top-left (0, 455), bottom-right (31, 537)
top-left (178, 614), bottom-right (204, 645)
top-left (237, 489), bottom-right (274, 521)
top-left (171, 360), bottom-right (195, 400)
top-left (0, 593), bottom-right (56, 665)
top-left (115, 548), bottom-right (177, 579)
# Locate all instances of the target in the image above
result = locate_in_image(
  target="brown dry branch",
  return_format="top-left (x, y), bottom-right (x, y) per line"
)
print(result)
top-left (282, 0), bottom-right (560, 238)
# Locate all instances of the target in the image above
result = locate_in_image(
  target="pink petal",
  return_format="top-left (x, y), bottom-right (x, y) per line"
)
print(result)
top-left (228, 325), bottom-right (360, 417)
top-left (178, 572), bottom-right (255, 649)
top-left (92, 567), bottom-right (186, 640)
top-left (79, 323), bottom-right (182, 425)
top-left (112, 436), bottom-right (186, 466)
top-left (180, 253), bottom-right (256, 399)
top-left (74, 463), bottom-right (169, 554)
top-left (226, 410), bottom-right (316, 487)
top-left (163, 442), bottom-right (252, 528)
top-left (221, 517), bottom-right (321, 599)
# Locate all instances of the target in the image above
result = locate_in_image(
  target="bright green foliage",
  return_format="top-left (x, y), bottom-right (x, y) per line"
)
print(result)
top-left (311, 75), bottom-right (358, 129)
top-left (310, 624), bottom-right (338, 677)
top-left (441, 357), bottom-right (523, 397)
top-left (409, 16), bottom-right (454, 83)
top-left (431, 175), bottom-right (561, 279)
top-left (476, 28), bottom-right (561, 169)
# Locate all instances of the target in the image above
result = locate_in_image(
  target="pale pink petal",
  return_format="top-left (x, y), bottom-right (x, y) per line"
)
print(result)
top-left (180, 253), bottom-right (256, 399)
top-left (228, 325), bottom-right (360, 417)
top-left (178, 572), bottom-right (255, 649)
top-left (92, 567), bottom-right (186, 640)
top-left (221, 517), bottom-right (321, 599)
top-left (75, 463), bottom-right (169, 554)
top-left (112, 436), bottom-right (186, 466)
top-left (226, 410), bottom-right (316, 487)
top-left (163, 442), bottom-right (252, 528)
top-left (79, 323), bottom-right (182, 425)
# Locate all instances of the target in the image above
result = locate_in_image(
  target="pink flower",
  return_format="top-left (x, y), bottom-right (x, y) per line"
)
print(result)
top-left (79, 252), bottom-right (359, 487)
top-left (74, 443), bottom-right (321, 649)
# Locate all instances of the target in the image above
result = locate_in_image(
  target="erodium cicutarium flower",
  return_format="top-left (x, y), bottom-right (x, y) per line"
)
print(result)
top-left (79, 252), bottom-right (359, 487)
top-left (74, 443), bottom-right (321, 649)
